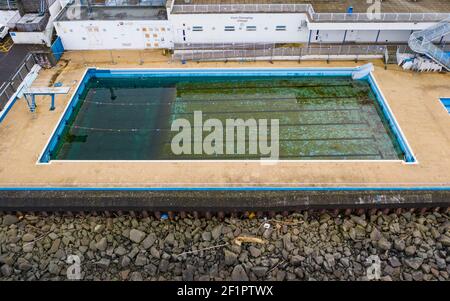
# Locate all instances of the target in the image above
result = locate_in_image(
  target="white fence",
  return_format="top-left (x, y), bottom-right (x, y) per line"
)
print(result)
top-left (173, 44), bottom-right (387, 61)
top-left (0, 54), bottom-right (36, 112)
top-left (171, 4), bottom-right (450, 23)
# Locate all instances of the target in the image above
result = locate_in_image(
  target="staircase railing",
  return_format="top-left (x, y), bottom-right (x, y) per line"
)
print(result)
top-left (0, 0), bottom-right (17, 10)
top-left (408, 17), bottom-right (450, 71)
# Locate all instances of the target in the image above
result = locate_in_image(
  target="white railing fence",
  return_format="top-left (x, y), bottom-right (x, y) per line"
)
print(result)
top-left (172, 4), bottom-right (450, 23)
top-left (173, 44), bottom-right (388, 61)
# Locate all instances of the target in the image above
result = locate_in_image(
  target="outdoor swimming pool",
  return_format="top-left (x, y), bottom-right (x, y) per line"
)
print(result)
top-left (39, 67), bottom-right (415, 163)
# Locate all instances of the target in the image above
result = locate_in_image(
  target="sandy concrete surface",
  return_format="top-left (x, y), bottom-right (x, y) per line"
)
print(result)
top-left (0, 50), bottom-right (449, 188)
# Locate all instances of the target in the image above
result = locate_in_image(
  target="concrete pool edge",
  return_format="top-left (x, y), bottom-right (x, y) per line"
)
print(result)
top-left (37, 64), bottom-right (417, 164)
top-left (0, 187), bottom-right (448, 211)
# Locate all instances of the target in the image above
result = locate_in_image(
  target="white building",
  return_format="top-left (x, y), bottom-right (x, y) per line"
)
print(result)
top-left (52, 0), bottom-right (450, 51)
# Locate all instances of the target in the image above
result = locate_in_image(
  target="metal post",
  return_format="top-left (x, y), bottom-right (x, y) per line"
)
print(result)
top-left (50, 94), bottom-right (55, 111)
top-left (31, 95), bottom-right (36, 112)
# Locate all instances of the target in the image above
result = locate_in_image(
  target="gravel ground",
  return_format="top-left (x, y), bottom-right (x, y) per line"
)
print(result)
top-left (0, 211), bottom-right (449, 281)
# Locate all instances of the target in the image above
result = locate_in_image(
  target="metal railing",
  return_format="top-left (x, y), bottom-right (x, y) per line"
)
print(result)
top-left (173, 44), bottom-right (387, 61)
top-left (408, 17), bottom-right (450, 70)
top-left (171, 4), bottom-right (450, 23)
top-left (172, 4), bottom-right (311, 14)
top-left (0, 54), bottom-right (37, 112)
top-left (0, 0), bottom-right (16, 10)
top-left (76, 0), bottom-right (166, 6)
top-left (312, 12), bottom-right (450, 23)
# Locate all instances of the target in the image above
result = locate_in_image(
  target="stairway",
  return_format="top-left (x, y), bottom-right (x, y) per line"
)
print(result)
top-left (408, 17), bottom-right (450, 71)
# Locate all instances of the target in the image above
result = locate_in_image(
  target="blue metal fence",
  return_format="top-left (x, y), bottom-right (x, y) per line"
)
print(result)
top-left (51, 36), bottom-right (64, 62)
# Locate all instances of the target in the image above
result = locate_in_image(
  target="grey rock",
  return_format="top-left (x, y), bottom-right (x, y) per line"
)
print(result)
top-left (183, 265), bottom-right (195, 281)
top-left (377, 237), bottom-right (392, 251)
top-left (94, 224), bottom-right (105, 233)
top-left (290, 255), bottom-right (305, 266)
top-left (276, 270), bottom-right (286, 281)
top-left (211, 225), bottom-right (223, 240)
top-left (22, 233), bottom-right (35, 242)
top-left (198, 275), bottom-right (210, 281)
top-left (389, 257), bottom-right (402, 268)
top-left (370, 227), bottom-right (382, 241)
top-left (114, 246), bottom-right (128, 256)
top-left (304, 246), bottom-right (314, 255)
top-left (405, 257), bottom-right (423, 270)
top-left (283, 233), bottom-right (295, 252)
top-left (135, 254), bottom-right (147, 266)
top-left (224, 249), bottom-right (238, 266)
top-left (394, 239), bottom-right (406, 251)
top-left (405, 245), bottom-right (416, 256)
top-left (231, 265), bottom-right (249, 281)
top-left (340, 257), bottom-right (350, 268)
top-left (49, 239), bottom-right (61, 254)
top-left (249, 246), bottom-right (262, 258)
top-left (95, 237), bottom-right (108, 251)
top-left (129, 272), bottom-right (143, 281)
top-left (251, 266), bottom-right (268, 277)
top-left (439, 235), bottom-right (450, 247)
top-left (324, 254), bottom-right (336, 267)
top-left (150, 246), bottom-right (161, 259)
top-left (17, 258), bottom-right (32, 271)
top-left (159, 259), bottom-right (169, 272)
top-left (202, 231), bottom-right (212, 242)
top-left (412, 271), bottom-right (424, 281)
top-left (48, 262), bottom-right (60, 275)
top-left (120, 256), bottom-right (131, 268)
top-left (164, 233), bottom-right (175, 246)
top-left (2, 215), bottom-right (18, 226)
top-left (129, 229), bottom-right (146, 243)
top-left (436, 257), bottom-right (446, 270)
top-left (96, 258), bottom-right (110, 269)
top-left (142, 233), bottom-right (157, 249)
top-left (1, 264), bottom-right (12, 277)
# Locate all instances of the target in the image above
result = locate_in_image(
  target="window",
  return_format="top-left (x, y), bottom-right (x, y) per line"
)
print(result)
top-left (275, 26), bottom-right (287, 31)
top-left (192, 26), bottom-right (203, 32)
top-left (246, 26), bottom-right (256, 31)
top-left (224, 26), bottom-right (235, 32)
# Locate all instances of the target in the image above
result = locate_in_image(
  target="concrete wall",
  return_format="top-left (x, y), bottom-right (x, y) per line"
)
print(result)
top-left (55, 20), bottom-right (174, 50)
top-left (0, 10), bottom-right (17, 25)
top-left (168, 13), bottom-right (309, 44)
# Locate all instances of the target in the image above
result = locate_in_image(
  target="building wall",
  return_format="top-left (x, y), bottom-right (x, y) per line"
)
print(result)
top-left (54, 20), bottom-right (174, 50)
top-left (311, 29), bottom-right (413, 43)
top-left (168, 13), bottom-right (309, 44)
top-left (54, 11), bottom-right (450, 50)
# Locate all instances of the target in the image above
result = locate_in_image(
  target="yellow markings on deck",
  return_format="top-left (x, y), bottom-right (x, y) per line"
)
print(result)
top-left (0, 36), bottom-right (13, 53)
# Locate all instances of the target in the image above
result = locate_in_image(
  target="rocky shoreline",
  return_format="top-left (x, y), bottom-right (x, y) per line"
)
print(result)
top-left (0, 211), bottom-right (449, 281)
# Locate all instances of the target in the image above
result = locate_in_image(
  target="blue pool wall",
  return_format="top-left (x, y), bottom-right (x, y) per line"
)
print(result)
top-left (39, 66), bottom-right (416, 163)
top-left (440, 98), bottom-right (450, 114)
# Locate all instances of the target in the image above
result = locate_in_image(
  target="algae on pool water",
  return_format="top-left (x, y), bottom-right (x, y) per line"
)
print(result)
top-left (51, 75), bottom-right (405, 161)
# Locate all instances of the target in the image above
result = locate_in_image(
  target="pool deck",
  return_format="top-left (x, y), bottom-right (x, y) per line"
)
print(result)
top-left (0, 50), bottom-right (449, 210)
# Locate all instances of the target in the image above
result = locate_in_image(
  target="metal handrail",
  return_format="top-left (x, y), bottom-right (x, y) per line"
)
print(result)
top-left (0, 54), bottom-right (37, 112)
top-left (173, 44), bottom-right (387, 61)
top-left (171, 4), bottom-right (450, 23)
top-left (408, 17), bottom-right (450, 70)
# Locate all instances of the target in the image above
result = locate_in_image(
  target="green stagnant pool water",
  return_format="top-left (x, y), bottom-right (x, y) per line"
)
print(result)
top-left (52, 76), bottom-right (405, 160)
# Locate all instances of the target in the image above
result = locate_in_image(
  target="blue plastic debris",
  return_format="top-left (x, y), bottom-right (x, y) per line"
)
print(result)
top-left (160, 213), bottom-right (169, 220)
top-left (54, 82), bottom-right (63, 87)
